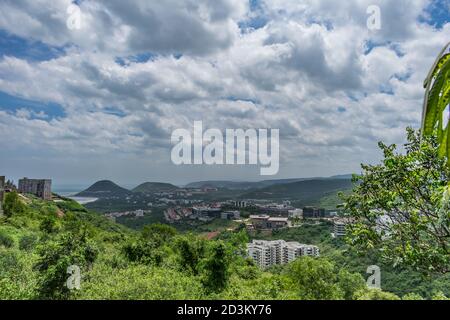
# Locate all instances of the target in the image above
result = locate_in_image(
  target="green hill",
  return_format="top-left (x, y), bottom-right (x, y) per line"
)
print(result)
top-left (76, 180), bottom-right (132, 198)
top-left (132, 182), bottom-right (179, 193)
top-left (0, 191), bottom-right (447, 300)
top-left (241, 179), bottom-right (353, 202)
top-left (185, 174), bottom-right (355, 190)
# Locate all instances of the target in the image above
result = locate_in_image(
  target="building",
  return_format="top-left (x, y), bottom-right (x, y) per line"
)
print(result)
top-left (234, 201), bottom-right (248, 208)
top-left (221, 210), bottom-right (240, 220)
top-left (259, 204), bottom-right (294, 216)
top-left (134, 209), bottom-right (144, 217)
top-left (18, 178), bottom-right (52, 200)
top-left (249, 215), bottom-right (289, 229)
top-left (192, 206), bottom-right (221, 218)
top-left (303, 207), bottom-right (326, 218)
top-left (267, 217), bottom-right (289, 229)
top-left (333, 220), bottom-right (347, 238)
top-left (0, 176), bottom-right (5, 216)
top-left (288, 208), bottom-right (303, 219)
top-left (247, 240), bottom-right (320, 269)
top-left (249, 214), bottom-right (271, 229)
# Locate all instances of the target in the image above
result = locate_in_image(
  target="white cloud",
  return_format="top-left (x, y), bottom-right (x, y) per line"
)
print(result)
top-left (0, 0), bottom-right (448, 183)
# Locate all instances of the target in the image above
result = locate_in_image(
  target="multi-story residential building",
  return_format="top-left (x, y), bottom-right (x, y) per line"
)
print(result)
top-left (247, 240), bottom-right (320, 269)
top-left (18, 178), bottom-right (52, 200)
top-left (333, 220), bottom-right (347, 238)
top-left (0, 176), bottom-right (5, 216)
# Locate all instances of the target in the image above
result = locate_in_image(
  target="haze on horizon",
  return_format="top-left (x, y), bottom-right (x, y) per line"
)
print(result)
top-left (0, 0), bottom-right (449, 186)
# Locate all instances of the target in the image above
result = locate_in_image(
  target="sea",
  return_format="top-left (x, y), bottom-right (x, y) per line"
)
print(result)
top-left (53, 186), bottom-right (98, 205)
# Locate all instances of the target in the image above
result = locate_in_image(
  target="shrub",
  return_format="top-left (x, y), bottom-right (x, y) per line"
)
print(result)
top-left (3, 192), bottom-right (26, 218)
top-left (0, 231), bottom-right (14, 248)
top-left (19, 234), bottom-right (39, 251)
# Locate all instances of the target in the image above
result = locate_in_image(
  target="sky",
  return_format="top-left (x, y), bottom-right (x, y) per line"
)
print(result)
top-left (0, 0), bottom-right (449, 187)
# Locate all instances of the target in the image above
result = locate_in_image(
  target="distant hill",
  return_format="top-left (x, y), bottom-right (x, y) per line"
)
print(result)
top-left (132, 182), bottom-right (179, 193)
top-left (76, 180), bottom-right (132, 198)
top-left (185, 174), bottom-right (354, 190)
top-left (241, 179), bottom-right (354, 202)
top-left (185, 181), bottom-right (259, 190)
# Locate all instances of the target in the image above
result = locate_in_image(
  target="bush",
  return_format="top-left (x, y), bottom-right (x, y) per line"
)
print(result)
top-left (0, 232), bottom-right (14, 248)
top-left (3, 192), bottom-right (26, 218)
top-left (355, 288), bottom-right (401, 300)
top-left (19, 234), bottom-right (39, 251)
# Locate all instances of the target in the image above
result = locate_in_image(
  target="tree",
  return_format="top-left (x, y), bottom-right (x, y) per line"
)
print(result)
top-left (402, 293), bottom-right (424, 300)
top-left (141, 223), bottom-right (177, 245)
top-left (3, 192), bottom-right (25, 217)
top-left (341, 128), bottom-right (450, 274)
top-left (337, 269), bottom-right (366, 300)
top-left (175, 235), bottom-right (206, 275)
top-left (121, 239), bottom-right (163, 266)
top-left (284, 257), bottom-right (344, 300)
top-left (34, 226), bottom-right (98, 299)
top-left (201, 241), bottom-right (230, 293)
top-left (355, 288), bottom-right (400, 300)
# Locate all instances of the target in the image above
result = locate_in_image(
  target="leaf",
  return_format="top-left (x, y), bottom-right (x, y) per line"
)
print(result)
top-left (423, 58), bottom-right (450, 136)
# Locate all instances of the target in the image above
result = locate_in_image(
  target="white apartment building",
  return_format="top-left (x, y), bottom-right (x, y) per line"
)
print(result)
top-left (247, 240), bottom-right (320, 269)
top-left (333, 220), bottom-right (347, 238)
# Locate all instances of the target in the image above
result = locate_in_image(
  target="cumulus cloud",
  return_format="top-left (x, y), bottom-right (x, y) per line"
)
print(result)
top-left (0, 0), bottom-right (448, 184)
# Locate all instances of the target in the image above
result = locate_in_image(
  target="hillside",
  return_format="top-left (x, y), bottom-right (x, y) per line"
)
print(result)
top-left (132, 182), bottom-right (179, 193)
top-left (0, 191), bottom-right (447, 300)
top-left (76, 180), bottom-right (132, 198)
top-left (185, 180), bottom-right (259, 190)
top-left (241, 179), bottom-right (354, 202)
top-left (185, 174), bottom-right (354, 190)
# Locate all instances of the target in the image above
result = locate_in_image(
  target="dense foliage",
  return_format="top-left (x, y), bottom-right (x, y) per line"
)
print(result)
top-left (342, 129), bottom-right (450, 274)
top-left (422, 42), bottom-right (450, 163)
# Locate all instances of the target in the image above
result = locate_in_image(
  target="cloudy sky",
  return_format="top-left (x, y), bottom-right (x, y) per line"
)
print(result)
top-left (0, 0), bottom-right (449, 187)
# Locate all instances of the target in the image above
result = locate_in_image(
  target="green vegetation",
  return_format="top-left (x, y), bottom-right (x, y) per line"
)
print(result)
top-left (132, 182), bottom-right (179, 193)
top-left (342, 129), bottom-right (450, 274)
top-left (3, 192), bottom-right (26, 218)
top-left (248, 220), bottom-right (450, 299)
top-left (242, 179), bottom-right (353, 202)
top-left (3, 192), bottom-right (438, 300)
top-left (422, 42), bottom-right (450, 163)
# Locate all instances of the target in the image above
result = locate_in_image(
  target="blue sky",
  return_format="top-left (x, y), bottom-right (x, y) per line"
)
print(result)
top-left (0, 0), bottom-right (449, 185)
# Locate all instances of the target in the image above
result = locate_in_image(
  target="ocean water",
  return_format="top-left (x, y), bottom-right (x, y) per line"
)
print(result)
top-left (53, 188), bottom-right (97, 205)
